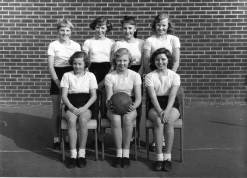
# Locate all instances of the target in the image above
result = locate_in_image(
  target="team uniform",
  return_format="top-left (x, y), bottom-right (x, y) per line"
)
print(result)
top-left (60, 71), bottom-right (98, 112)
top-left (48, 40), bottom-right (81, 95)
top-left (105, 69), bottom-right (142, 97)
top-left (82, 37), bottom-right (115, 83)
top-left (113, 39), bottom-right (144, 72)
top-left (145, 69), bottom-right (180, 111)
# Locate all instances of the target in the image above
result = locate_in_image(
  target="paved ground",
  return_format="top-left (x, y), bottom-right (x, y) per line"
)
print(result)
top-left (0, 105), bottom-right (247, 177)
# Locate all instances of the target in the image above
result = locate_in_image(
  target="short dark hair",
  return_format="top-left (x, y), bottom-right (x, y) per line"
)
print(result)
top-left (111, 48), bottom-right (134, 68)
top-left (69, 51), bottom-right (91, 69)
top-left (150, 48), bottom-right (175, 70)
top-left (120, 15), bottom-right (138, 38)
top-left (89, 16), bottom-right (113, 32)
top-left (151, 13), bottom-right (174, 35)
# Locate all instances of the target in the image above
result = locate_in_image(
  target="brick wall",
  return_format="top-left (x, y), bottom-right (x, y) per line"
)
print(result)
top-left (1, 0), bottom-right (246, 106)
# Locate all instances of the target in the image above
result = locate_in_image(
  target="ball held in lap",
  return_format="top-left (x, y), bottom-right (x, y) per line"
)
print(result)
top-left (110, 92), bottom-right (132, 115)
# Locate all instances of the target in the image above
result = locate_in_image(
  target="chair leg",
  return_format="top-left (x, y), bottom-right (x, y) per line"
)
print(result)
top-left (61, 130), bottom-right (65, 163)
top-left (94, 129), bottom-right (98, 161)
top-left (180, 128), bottom-right (183, 162)
top-left (134, 127), bottom-right (137, 161)
top-left (101, 128), bottom-right (105, 161)
top-left (146, 128), bottom-right (150, 160)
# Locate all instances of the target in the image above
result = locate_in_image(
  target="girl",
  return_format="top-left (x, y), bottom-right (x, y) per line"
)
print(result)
top-left (145, 48), bottom-right (180, 172)
top-left (105, 48), bottom-right (142, 169)
top-left (82, 16), bottom-right (115, 148)
top-left (143, 13), bottom-right (181, 151)
top-left (47, 19), bottom-right (81, 150)
top-left (60, 51), bottom-right (98, 169)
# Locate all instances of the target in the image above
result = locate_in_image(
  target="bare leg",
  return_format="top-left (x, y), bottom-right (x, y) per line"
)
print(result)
top-left (78, 110), bottom-right (92, 149)
top-left (51, 95), bottom-right (60, 139)
top-left (65, 111), bottom-right (78, 150)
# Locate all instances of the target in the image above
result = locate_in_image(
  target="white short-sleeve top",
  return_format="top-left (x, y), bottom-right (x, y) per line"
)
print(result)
top-left (143, 35), bottom-right (180, 55)
top-left (82, 37), bottom-right (115, 63)
top-left (60, 71), bottom-right (98, 94)
top-left (105, 69), bottom-right (142, 96)
top-left (145, 69), bottom-right (180, 96)
top-left (113, 39), bottom-right (145, 65)
top-left (47, 40), bottom-right (81, 67)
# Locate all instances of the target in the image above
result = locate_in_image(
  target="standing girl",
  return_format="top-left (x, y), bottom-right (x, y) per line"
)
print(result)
top-left (113, 15), bottom-right (145, 145)
top-left (143, 13), bottom-right (181, 151)
top-left (145, 48), bottom-right (180, 172)
top-left (47, 19), bottom-right (81, 150)
top-left (105, 48), bottom-right (142, 168)
top-left (82, 17), bottom-right (115, 147)
top-left (60, 51), bottom-right (98, 169)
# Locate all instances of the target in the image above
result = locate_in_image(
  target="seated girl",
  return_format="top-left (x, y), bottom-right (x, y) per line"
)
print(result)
top-left (145, 48), bottom-right (180, 172)
top-left (104, 48), bottom-right (142, 169)
top-left (60, 51), bottom-right (98, 169)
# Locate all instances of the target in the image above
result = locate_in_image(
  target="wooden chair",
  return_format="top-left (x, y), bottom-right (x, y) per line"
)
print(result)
top-left (145, 86), bottom-right (184, 162)
top-left (99, 89), bottom-right (138, 161)
top-left (60, 103), bottom-right (98, 163)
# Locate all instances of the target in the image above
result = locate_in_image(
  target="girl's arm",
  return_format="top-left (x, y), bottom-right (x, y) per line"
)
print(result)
top-left (47, 55), bottom-right (60, 88)
top-left (143, 49), bottom-right (152, 73)
top-left (128, 84), bottom-right (142, 112)
top-left (61, 87), bottom-right (79, 115)
top-left (138, 51), bottom-right (144, 75)
top-left (146, 86), bottom-right (163, 116)
top-left (105, 85), bottom-right (114, 109)
top-left (171, 48), bottom-right (180, 72)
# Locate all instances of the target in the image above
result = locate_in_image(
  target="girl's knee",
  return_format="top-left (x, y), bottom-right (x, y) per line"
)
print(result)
top-left (111, 118), bottom-right (121, 128)
top-left (122, 116), bottom-right (134, 127)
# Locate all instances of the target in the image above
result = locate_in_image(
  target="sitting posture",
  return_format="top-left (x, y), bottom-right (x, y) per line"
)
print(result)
top-left (61, 52), bottom-right (98, 169)
top-left (145, 48), bottom-right (180, 172)
top-left (105, 48), bottom-right (142, 168)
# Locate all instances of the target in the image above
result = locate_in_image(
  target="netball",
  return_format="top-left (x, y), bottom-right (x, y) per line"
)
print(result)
top-left (110, 92), bottom-right (132, 115)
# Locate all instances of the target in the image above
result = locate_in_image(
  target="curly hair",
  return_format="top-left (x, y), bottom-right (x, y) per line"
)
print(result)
top-left (69, 51), bottom-right (91, 69)
top-left (120, 15), bottom-right (138, 38)
top-left (57, 19), bottom-right (74, 31)
top-left (150, 48), bottom-right (175, 70)
top-left (111, 48), bottom-right (134, 68)
top-left (89, 16), bottom-right (113, 32)
top-left (151, 13), bottom-right (174, 35)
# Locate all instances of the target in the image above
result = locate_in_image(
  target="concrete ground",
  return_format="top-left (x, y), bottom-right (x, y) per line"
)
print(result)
top-left (0, 105), bottom-right (246, 177)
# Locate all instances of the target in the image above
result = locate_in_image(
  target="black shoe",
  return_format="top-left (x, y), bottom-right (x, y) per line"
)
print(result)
top-left (113, 157), bottom-right (122, 168)
top-left (154, 161), bottom-right (163, 171)
top-left (121, 157), bottom-right (130, 169)
top-left (89, 140), bottom-right (102, 150)
top-left (163, 160), bottom-right (172, 172)
top-left (77, 157), bottom-right (87, 168)
top-left (67, 158), bottom-right (76, 169)
top-left (53, 142), bottom-right (60, 150)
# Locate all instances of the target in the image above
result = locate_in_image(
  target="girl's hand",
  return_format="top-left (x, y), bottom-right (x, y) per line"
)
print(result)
top-left (98, 81), bottom-right (105, 92)
top-left (78, 106), bottom-right (87, 115)
top-left (54, 79), bottom-right (61, 89)
top-left (160, 110), bottom-right (169, 124)
top-left (127, 102), bottom-right (136, 113)
top-left (106, 100), bottom-right (113, 110)
top-left (70, 107), bottom-right (80, 116)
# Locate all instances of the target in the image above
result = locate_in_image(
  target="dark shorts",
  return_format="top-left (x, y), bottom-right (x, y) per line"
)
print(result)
top-left (64, 93), bottom-right (94, 113)
top-left (129, 65), bottom-right (141, 73)
top-left (50, 66), bottom-right (73, 95)
top-left (148, 95), bottom-right (180, 113)
top-left (89, 62), bottom-right (111, 84)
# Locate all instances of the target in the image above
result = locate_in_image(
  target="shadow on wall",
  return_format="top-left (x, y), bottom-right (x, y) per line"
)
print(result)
top-left (0, 111), bottom-right (62, 162)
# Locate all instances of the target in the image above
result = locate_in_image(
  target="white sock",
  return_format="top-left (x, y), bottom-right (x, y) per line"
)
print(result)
top-left (164, 153), bottom-right (171, 161)
top-left (116, 149), bottom-right (122, 158)
top-left (78, 148), bottom-right (86, 158)
top-left (157, 153), bottom-right (163, 161)
top-left (70, 149), bottom-right (77, 159)
top-left (54, 137), bottom-right (60, 143)
top-left (122, 149), bottom-right (130, 158)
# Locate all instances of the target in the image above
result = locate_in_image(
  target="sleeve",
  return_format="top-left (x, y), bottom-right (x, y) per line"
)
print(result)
top-left (133, 73), bottom-right (142, 86)
top-left (89, 73), bottom-right (98, 89)
top-left (82, 39), bottom-right (90, 54)
top-left (171, 36), bottom-right (181, 49)
top-left (47, 42), bottom-right (55, 56)
top-left (75, 42), bottom-right (81, 51)
top-left (104, 74), bottom-right (113, 87)
top-left (112, 41), bottom-right (119, 52)
top-left (172, 73), bottom-right (181, 86)
top-left (143, 38), bottom-right (151, 51)
top-left (60, 73), bottom-right (69, 88)
top-left (145, 73), bottom-right (154, 87)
